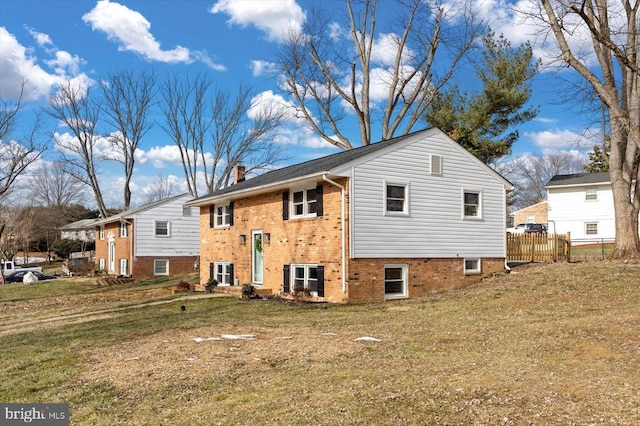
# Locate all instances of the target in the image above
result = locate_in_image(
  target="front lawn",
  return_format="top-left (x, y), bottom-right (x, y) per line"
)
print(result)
top-left (1, 263), bottom-right (639, 424)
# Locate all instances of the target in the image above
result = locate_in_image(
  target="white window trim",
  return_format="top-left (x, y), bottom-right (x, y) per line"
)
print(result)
top-left (119, 222), bottom-right (129, 238)
top-left (384, 264), bottom-right (408, 300)
top-left (383, 181), bottom-right (410, 216)
top-left (290, 264), bottom-right (319, 296)
top-left (290, 186), bottom-right (317, 219)
top-left (154, 220), bottom-right (171, 237)
top-left (214, 203), bottom-right (232, 228)
top-left (99, 226), bottom-right (105, 240)
top-left (154, 259), bottom-right (169, 276)
top-left (462, 188), bottom-right (483, 220)
top-left (585, 222), bottom-right (598, 236)
top-left (214, 261), bottom-right (232, 285)
top-left (585, 188), bottom-right (598, 201)
top-left (119, 259), bottom-right (129, 275)
top-left (464, 258), bottom-right (481, 275)
top-left (99, 258), bottom-right (106, 270)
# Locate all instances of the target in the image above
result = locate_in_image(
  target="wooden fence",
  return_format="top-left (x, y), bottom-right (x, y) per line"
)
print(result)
top-left (507, 233), bottom-right (571, 263)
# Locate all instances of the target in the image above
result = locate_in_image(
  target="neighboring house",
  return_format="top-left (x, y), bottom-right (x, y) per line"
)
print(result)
top-left (59, 218), bottom-right (100, 242)
top-left (187, 128), bottom-right (513, 304)
top-left (93, 194), bottom-right (199, 278)
top-left (546, 172), bottom-right (615, 240)
top-left (510, 201), bottom-right (548, 228)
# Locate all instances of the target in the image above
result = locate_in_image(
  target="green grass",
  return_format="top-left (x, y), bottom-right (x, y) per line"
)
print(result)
top-left (1, 263), bottom-right (639, 424)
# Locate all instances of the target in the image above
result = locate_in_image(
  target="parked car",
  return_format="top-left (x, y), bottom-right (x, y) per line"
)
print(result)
top-left (507, 223), bottom-right (548, 234)
top-left (3, 270), bottom-right (58, 283)
top-left (523, 223), bottom-right (548, 234)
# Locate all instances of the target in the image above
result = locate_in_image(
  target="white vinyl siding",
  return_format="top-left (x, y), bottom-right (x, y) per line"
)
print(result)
top-left (547, 184), bottom-right (617, 241)
top-left (349, 132), bottom-right (507, 259)
top-left (132, 195), bottom-right (200, 257)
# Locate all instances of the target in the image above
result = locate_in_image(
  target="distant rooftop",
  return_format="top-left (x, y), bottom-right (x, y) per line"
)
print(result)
top-left (547, 172), bottom-right (610, 187)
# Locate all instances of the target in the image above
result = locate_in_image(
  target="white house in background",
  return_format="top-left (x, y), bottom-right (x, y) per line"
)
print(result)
top-left (59, 218), bottom-right (100, 242)
top-left (546, 172), bottom-right (616, 241)
top-left (92, 194), bottom-right (200, 278)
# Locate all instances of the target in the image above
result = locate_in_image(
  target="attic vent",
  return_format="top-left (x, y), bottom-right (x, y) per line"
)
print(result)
top-left (430, 154), bottom-right (442, 175)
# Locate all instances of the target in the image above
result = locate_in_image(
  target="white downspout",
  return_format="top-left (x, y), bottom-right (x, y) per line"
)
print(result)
top-left (323, 175), bottom-right (347, 293)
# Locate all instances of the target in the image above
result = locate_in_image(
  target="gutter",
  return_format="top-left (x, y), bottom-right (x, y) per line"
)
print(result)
top-left (322, 175), bottom-right (347, 293)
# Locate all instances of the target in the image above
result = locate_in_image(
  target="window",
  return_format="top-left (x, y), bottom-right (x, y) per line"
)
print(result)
top-left (586, 222), bottom-right (598, 235)
top-left (154, 259), bottom-right (169, 276)
top-left (119, 259), bottom-right (129, 275)
top-left (384, 264), bottom-right (407, 299)
top-left (155, 220), bottom-right (170, 237)
top-left (385, 183), bottom-right (409, 214)
top-left (291, 264), bottom-right (319, 294)
top-left (292, 188), bottom-right (317, 218)
top-left (119, 222), bottom-right (129, 237)
top-left (99, 226), bottom-right (105, 240)
top-left (430, 154), bottom-right (442, 175)
top-left (463, 190), bottom-right (481, 218)
top-left (526, 214), bottom-right (535, 223)
top-left (464, 258), bottom-right (481, 275)
top-left (99, 258), bottom-right (106, 270)
top-left (214, 262), bottom-right (233, 285)
top-left (215, 203), bottom-right (232, 227)
top-left (585, 188), bottom-right (598, 201)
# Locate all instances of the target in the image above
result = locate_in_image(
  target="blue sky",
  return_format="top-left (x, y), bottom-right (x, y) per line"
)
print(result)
top-left (0, 0), bottom-right (600, 209)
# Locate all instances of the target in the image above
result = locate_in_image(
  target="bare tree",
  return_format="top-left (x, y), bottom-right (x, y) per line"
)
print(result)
top-left (1, 82), bottom-right (47, 199)
top-left (277, 0), bottom-right (483, 149)
top-left (102, 70), bottom-right (156, 210)
top-left (143, 175), bottom-right (175, 204)
top-left (502, 152), bottom-right (586, 209)
top-left (535, 0), bottom-right (640, 259)
top-left (28, 160), bottom-right (86, 208)
top-left (160, 75), bottom-right (286, 197)
top-left (48, 79), bottom-right (109, 218)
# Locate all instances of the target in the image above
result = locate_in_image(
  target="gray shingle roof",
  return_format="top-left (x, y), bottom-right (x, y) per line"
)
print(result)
top-left (547, 172), bottom-right (610, 187)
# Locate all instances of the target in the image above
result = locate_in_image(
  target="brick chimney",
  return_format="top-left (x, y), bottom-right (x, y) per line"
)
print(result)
top-left (234, 164), bottom-right (246, 184)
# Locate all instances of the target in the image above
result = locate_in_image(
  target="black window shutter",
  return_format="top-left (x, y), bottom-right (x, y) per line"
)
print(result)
top-left (283, 264), bottom-right (290, 292)
top-left (209, 205), bottom-right (215, 228)
top-left (282, 192), bottom-right (289, 220)
top-left (209, 262), bottom-right (214, 280)
top-left (316, 184), bottom-right (323, 217)
top-left (229, 202), bottom-right (234, 226)
top-left (229, 263), bottom-right (234, 286)
top-left (316, 266), bottom-right (325, 297)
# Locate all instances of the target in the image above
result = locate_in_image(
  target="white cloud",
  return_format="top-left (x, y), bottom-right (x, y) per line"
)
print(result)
top-left (370, 33), bottom-right (414, 67)
top-left (26, 26), bottom-right (53, 48)
top-left (0, 27), bottom-right (91, 100)
top-left (82, 0), bottom-right (225, 70)
top-left (210, 0), bottom-right (305, 43)
top-left (524, 128), bottom-right (597, 154)
top-left (251, 60), bottom-right (277, 77)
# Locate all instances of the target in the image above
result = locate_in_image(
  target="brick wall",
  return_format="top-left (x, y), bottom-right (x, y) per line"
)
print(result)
top-left (94, 220), bottom-right (133, 274)
top-left (513, 202), bottom-right (548, 225)
top-left (347, 257), bottom-right (505, 304)
top-left (133, 256), bottom-right (199, 279)
top-left (198, 180), bottom-right (348, 302)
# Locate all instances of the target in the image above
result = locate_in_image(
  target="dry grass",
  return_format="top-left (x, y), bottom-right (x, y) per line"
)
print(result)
top-left (1, 262), bottom-right (639, 425)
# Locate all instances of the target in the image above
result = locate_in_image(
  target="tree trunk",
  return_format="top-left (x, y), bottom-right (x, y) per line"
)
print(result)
top-left (611, 179), bottom-right (640, 259)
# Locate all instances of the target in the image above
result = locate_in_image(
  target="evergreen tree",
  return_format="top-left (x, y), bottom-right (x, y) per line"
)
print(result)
top-left (583, 140), bottom-right (610, 173)
top-left (425, 30), bottom-right (539, 164)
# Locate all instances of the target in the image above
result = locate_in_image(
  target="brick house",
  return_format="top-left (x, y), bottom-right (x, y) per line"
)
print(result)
top-left (510, 201), bottom-right (548, 228)
top-left (94, 194), bottom-right (199, 279)
top-left (187, 128), bottom-right (513, 303)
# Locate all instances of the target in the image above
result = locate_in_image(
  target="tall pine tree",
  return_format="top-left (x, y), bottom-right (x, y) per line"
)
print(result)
top-left (425, 30), bottom-right (539, 164)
